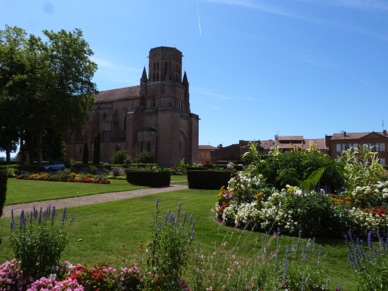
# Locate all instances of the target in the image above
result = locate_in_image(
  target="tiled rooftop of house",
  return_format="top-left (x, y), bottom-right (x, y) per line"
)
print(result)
top-left (330, 131), bottom-right (388, 140)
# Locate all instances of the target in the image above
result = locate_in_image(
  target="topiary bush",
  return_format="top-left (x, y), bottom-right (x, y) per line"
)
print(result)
top-left (187, 169), bottom-right (232, 190)
top-left (126, 169), bottom-right (170, 187)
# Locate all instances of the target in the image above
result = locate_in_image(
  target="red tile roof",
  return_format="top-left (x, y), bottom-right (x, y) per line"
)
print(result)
top-left (331, 131), bottom-right (388, 140)
top-left (96, 86), bottom-right (141, 103)
top-left (277, 135), bottom-right (304, 141)
top-left (304, 138), bottom-right (326, 150)
top-left (199, 145), bottom-right (217, 150)
top-left (259, 140), bottom-right (276, 150)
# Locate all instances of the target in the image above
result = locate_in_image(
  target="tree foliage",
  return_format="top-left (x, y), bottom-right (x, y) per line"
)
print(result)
top-left (0, 25), bottom-right (97, 164)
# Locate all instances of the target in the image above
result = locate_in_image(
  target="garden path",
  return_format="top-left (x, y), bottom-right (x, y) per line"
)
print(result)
top-left (2, 184), bottom-right (188, 218)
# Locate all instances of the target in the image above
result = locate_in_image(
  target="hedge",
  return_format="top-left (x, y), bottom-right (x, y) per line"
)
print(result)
top-left (126, 170), bottom-right (171, 187)
top-left (187, 170), bottom-right (232, 190)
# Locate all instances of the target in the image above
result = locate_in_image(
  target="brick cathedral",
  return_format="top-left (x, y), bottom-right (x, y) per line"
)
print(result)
top-left (65, 47), bottom-right (199, 166)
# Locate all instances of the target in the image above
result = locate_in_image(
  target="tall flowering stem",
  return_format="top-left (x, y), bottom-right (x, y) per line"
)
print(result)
top-left (146, 199), bottom-right (196, 290)
top-left (9, 206), bottom-right (74, 279)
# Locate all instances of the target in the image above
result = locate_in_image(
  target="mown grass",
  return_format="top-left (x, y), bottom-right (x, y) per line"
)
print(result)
top-left (0, 178), bottom-right (358, 290)
top-left (4, 178), bottom-right (145, 205)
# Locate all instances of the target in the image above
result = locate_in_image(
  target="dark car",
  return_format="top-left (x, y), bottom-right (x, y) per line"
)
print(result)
top-left (41, 161), bottom-right (65, 171)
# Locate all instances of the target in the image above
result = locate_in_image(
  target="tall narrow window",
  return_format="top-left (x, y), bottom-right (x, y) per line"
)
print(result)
top-left (123, 109), bottom-right (127, 130)
top-left (147, 141), bottom-right (151, 152)
top-left (336, 144), bottom-right (341, 152)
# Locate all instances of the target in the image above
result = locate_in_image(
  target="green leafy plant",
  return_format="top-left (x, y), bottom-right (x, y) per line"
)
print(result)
top-left (146, 199), bottom-right (196, 290)
top-left (135, 151), bottom-right (154, 163)
top-left (9, 206), bottom-right (73, 278)
top-left (346, 230), bottom-right (388, 290)
top-left (173, 158), bottom-right (188, 175)
top-left (251, 149), bottom-right (346, 193)
top-left (110, 149), bottom-right (129, 164)
top-left (340, 144), bottom-right (385, 195)
top-left (300, 167), bottom-right (325, 192)
top-left (241, 141), bottom-right (260, 167)
top-left (191, 231), bottom-right (329, 290)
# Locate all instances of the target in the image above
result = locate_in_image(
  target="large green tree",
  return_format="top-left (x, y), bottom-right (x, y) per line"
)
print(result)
top-left (0, 26), bottom-right (97, 164)
top-left (0, 26), bottom-right (26, 162)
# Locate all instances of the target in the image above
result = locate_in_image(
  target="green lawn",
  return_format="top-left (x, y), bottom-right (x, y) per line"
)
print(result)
top-left (0, 178), bottom-right (358, 290)
top-left (4, 178), bottom-right (145, 205)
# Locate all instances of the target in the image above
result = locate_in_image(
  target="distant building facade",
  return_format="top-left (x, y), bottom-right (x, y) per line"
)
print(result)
top-left (211, 136), bottom-right (327, 164)
top-left (198, 145), bottom-right (216, 165)
top-left (65, 46), bottom-right (199, 166)
top-left (326, 131), bottom-right (388, 165)
top-left (209, 131), bottom-right (388, 166)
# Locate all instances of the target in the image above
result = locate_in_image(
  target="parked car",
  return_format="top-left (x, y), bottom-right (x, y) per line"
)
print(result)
top-left (41, 161), bottom-right (65, 171)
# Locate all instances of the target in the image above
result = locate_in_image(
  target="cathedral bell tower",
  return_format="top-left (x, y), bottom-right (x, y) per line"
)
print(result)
top-left (141, 46), bottom-right (190, 113)
top-left (135, 46), bottom-right (197, 167)
top-left (148, 46), bottom-right (182, 83)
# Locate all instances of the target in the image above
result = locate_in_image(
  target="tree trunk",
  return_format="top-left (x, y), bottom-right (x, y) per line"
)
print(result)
top-left (37, 132), bottom-right (43, 165)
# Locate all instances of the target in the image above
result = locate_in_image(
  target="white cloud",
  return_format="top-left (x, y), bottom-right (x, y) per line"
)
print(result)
top-left (331, 0), bottom-right (388, 11)
top-left (206, 0), bottom-right (388, 41)
top-left (91, 56), bottom-right (142, 89)
top-left (193, 86), bottom-right (234, 100)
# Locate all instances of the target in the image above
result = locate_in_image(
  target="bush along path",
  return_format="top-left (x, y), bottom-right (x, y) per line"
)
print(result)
top-left (2, 184), bottom-right (188, 218)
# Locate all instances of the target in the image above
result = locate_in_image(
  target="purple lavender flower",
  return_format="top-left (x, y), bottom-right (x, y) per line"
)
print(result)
top-left (10, 209), bottom-right (15, 231)
top-left (19, 210), bottom-right (26, 230)
top-left (155, 198), bottom-right (160, 210)
top-left (61, 207), bottom-right (68, 225)
top-left (177, 202), bottom-right (182, 218)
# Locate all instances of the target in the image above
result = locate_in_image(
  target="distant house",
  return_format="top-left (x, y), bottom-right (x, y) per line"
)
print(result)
top-left (326, 131), bottom-right (388, 165)
top-left (198, 145), bottom-right (216, 165)
top-left (210, 136), bottom-right (327, 164)
top-left (275, 135), bottom-right (327, 153)
top-left (211, 141), bottom-right (251, 164)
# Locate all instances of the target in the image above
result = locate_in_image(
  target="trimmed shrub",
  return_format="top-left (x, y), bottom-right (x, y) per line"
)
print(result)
top-left (0, 169), bottom-right (7, 217)
top-left (111, 150), bottom-right (129, 164)
top-left (126, 169), bottom-right (170, 187)
top-left (187, 170), bottom-right (232, 189)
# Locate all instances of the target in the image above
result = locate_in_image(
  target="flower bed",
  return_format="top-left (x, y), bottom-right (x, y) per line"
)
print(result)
top-left (15, 172), bottom-right (110, 184)
top-left (215, 144), bottom-right (388, 239)
top-left (215, 171), bottom-right (388, 238)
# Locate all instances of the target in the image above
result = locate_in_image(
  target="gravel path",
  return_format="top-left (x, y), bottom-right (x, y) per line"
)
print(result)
top-left (2, 184), bottom-right (188, 218)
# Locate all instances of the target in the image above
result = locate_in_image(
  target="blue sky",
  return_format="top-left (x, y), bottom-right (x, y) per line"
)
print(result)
top-left (1, 0), bottom-right (388, 149)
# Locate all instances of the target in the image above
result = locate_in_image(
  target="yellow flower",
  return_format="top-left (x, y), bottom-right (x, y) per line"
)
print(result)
top-left (255, 192), bottom-right (264, 201)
